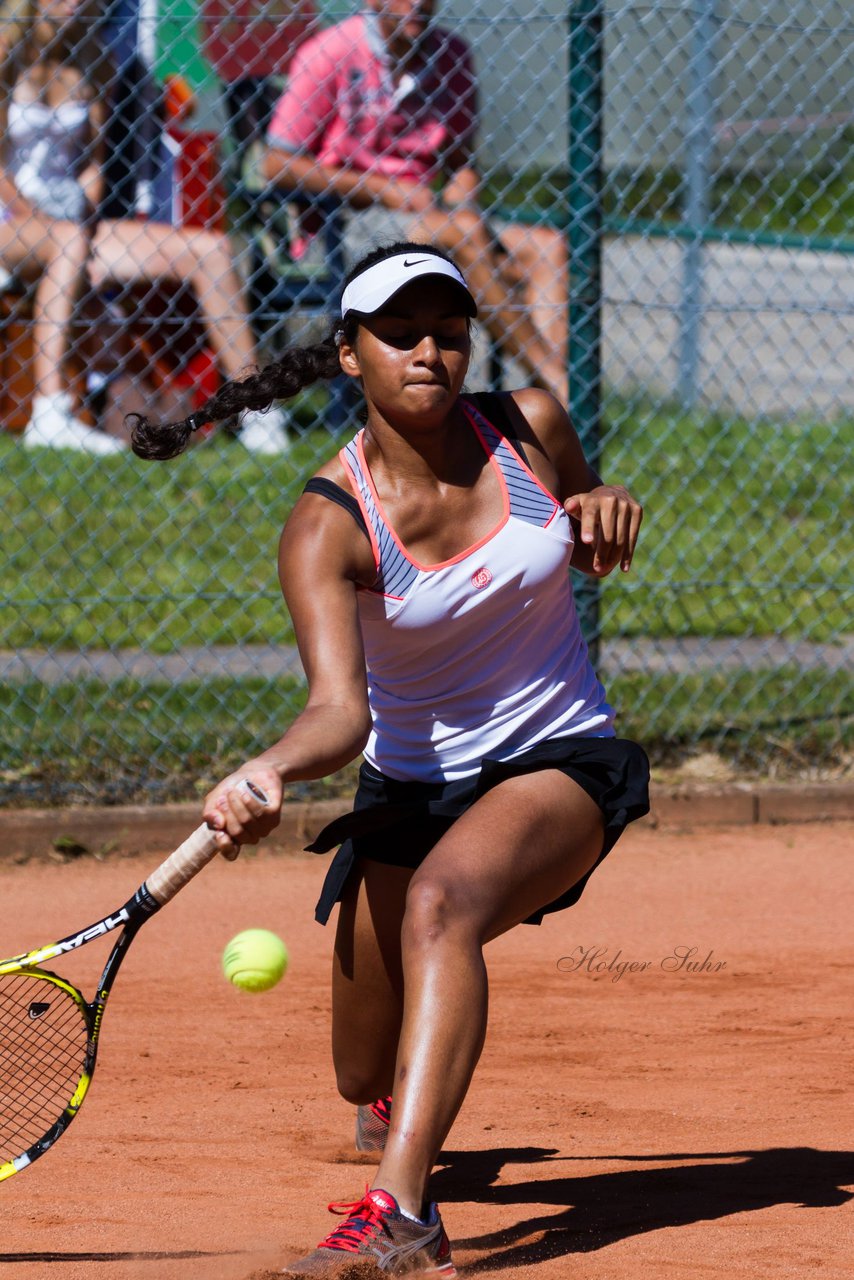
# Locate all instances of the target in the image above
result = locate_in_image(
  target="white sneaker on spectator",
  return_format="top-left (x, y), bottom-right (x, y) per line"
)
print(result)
top-left (237, 406), bottom-right (292, 456)
top-left (24, 393), bottom-right (125, 455)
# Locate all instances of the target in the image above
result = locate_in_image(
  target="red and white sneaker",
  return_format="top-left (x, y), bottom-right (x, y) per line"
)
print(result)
top-left (355, 1094), bottom-right (392, 1152)
top-left (279, 1186), bottom-right (456, 1277)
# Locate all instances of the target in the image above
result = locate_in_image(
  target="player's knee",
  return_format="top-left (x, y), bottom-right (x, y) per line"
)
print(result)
top-left (401, 876), bottom-right (471, 951)
top-left (334, 1064), bottom-right (389, 1106)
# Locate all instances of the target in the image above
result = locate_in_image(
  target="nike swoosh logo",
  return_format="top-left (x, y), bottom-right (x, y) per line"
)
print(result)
top-left (403, 258), bottom-right (431, 267)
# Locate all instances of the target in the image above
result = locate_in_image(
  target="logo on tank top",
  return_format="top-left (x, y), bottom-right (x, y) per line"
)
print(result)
top-left (471, 566), bottom-right (493, 590)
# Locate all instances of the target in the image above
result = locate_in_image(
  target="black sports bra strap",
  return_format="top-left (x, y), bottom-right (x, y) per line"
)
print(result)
top-left (303, 477), bottom-right (370, 538)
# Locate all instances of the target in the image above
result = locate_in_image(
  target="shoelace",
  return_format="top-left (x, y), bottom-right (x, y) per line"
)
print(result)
top-left (371, 1095), bottom-right (393, 1124)
top-left (319, 1188), bottom-right (394, 1253)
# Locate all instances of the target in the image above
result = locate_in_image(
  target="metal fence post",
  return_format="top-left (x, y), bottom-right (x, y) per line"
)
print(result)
top-left (568, 0), bottom-right (604, 664)
top-left (678, 0), bottom-right (718, 408)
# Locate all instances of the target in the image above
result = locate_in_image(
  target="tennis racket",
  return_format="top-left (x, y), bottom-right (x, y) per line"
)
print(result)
top-left (0, 781), bottom-right (267, 1182)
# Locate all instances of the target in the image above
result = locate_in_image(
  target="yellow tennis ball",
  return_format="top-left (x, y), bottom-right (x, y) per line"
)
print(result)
top-left (222, 929), bottom-right (288, 993)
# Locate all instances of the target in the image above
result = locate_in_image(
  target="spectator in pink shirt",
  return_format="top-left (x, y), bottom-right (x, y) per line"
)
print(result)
top-left (263, 0), bottom-right (568, 403)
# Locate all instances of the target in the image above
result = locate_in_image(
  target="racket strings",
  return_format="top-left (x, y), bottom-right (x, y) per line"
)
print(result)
top-left (0, 973), bottom-right (90, 1160)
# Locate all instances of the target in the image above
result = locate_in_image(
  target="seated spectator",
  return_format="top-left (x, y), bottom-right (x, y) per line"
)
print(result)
top-left (0, 0), bottom-right (289, 454)
top-left (262, 0), bottom-right (568, 403)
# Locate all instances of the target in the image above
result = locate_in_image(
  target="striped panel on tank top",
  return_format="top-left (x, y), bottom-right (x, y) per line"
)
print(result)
top-left (462, 401), bottom-right (559, 528)
top-left (340, 438), bottom-right (420, 599)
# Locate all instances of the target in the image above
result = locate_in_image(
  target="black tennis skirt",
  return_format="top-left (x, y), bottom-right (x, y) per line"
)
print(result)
top-left (306, 736), bottom-right (650, 927)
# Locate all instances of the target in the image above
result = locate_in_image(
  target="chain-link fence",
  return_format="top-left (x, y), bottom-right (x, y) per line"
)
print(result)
top-left (1, 0), bottom-right (851, 805)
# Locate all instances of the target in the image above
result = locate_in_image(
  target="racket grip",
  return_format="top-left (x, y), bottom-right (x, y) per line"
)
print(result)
top-left (144, 782), bottom-right (270, 906)
top-left (145, 825), bottom-right (220, 906)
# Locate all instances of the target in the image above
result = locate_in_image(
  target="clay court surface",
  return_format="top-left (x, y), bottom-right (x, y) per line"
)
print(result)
top-left (2, 818), bottom-right (852, 1279)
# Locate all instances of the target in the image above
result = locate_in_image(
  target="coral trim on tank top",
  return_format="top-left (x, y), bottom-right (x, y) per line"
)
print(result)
top-left (461, 401), bottom-right (563, 523)
top-left (353, 422), bottom-right (511, 573)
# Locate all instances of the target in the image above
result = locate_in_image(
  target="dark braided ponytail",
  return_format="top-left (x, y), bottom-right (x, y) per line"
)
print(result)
top-left (129, 239), bottom-right (462, 460)
top-left (129, 329), bottom-right (344, 460)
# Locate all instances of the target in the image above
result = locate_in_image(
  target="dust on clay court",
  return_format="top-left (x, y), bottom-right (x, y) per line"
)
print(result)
top-left (248, 1264), bottom-right (386, 1279)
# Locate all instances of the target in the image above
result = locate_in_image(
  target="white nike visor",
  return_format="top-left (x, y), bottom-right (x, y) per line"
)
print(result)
top-left (340, 252), bottom-right (478, 319)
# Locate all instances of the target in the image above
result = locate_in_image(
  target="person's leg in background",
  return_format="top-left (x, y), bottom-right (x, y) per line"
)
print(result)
top-left (497, 221), bottom-right (568, 378)
top-left (90, 219), bottom-right (292, 454)
top-left (0, 213), bottom-right (124, 453)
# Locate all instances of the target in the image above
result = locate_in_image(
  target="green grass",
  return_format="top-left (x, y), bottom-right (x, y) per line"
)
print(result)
top-left (609, 668), bottom-right (852, 773)
top-left (605, 161), bottom-right (854, 243)
top-left (2, 400), bottom-right (849, 652)
top-left (1, 425), bottom-right (339, 652)
top-left (599, 399), bottom-right (852, 642)
top-left (2, 397), bottom-right (851, 802)
top-left (0, 676), bottom-right (324, 807)
top-left (2, 666), bottom-right (848, 807)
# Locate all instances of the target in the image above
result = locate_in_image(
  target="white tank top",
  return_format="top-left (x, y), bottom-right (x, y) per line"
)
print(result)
top-left (340, 398), bottom-right (614, 782)
top-left (7, 94), bottom-right (89, 221)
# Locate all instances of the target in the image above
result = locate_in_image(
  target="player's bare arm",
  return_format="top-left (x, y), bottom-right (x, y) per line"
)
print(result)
top-left (507, 388), bottom-right (643, 576)
top-left (278, 490), bottom-right (375, 754)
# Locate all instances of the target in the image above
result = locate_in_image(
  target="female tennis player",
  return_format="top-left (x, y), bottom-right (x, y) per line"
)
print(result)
top-left (132, 241), bottom-right (649, 1277)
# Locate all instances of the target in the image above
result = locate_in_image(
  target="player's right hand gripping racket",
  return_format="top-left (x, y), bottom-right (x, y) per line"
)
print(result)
top-left (0, 782), bottom-right (267, 1182)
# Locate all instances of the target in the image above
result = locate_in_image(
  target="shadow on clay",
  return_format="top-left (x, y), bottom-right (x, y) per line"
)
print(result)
top-left (429, 1145), bottom-right (854, 1270)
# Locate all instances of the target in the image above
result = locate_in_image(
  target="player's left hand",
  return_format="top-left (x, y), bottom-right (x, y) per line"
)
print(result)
top-left (564, 485), bottom-right (643, 576)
